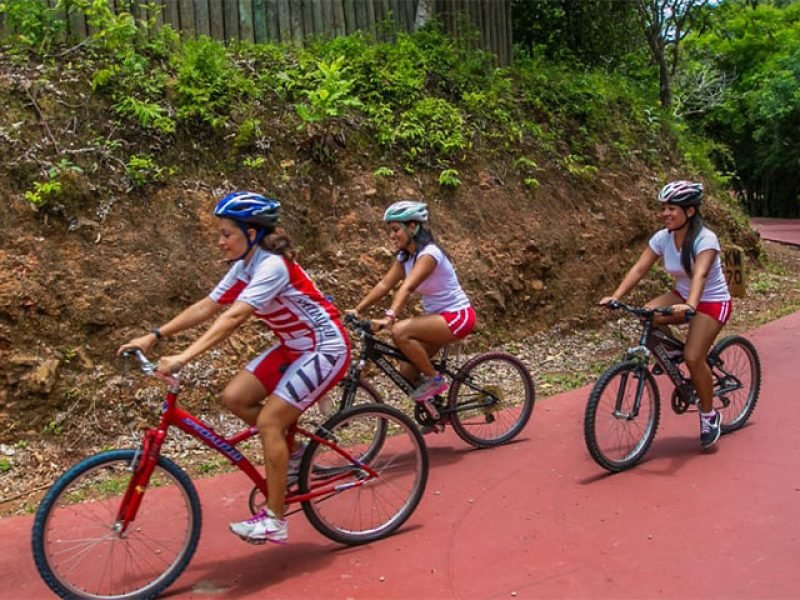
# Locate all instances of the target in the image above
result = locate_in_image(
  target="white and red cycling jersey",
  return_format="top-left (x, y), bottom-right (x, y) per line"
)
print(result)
top-left (210, 247), bottom-right (347, 353)
top-left (209, 248), bottom-right (349, 410)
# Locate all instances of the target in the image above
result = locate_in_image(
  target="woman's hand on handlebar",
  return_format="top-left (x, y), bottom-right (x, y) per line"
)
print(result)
top-left (157, 354), bottom-right (185, 375)
top-left (670, 303), bottom-right (696, 320)
top-left (598, 296), bottom-right (619, 307)
top-left (117, 333), bottom-right (157, 356)
top-left (370, 317), bottom-right (392, 332)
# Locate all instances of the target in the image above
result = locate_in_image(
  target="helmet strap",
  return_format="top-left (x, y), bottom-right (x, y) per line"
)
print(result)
top-left (232, 224), bottom-right (266, 262)
top-left (667, 206), bottom-right (691, 232)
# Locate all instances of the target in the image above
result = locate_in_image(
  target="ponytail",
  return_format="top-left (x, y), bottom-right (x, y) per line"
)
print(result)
top-left (680, 210), bottom-right (704, 277)
top-left (258, 227), bottom-right (297, 261)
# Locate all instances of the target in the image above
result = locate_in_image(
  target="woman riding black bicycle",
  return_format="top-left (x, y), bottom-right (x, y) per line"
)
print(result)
top-left (599, 181), bottom-right (732, 449)
top-left (118, 191), bottom-right (350, 544)
top-left (348, 200), bottom-right (476, 413)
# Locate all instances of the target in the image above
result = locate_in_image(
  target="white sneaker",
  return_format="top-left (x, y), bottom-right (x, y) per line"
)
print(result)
top-left (286, 442), bottom-right (306, 488)
top-left (229, 508), bottom-right (288, 544)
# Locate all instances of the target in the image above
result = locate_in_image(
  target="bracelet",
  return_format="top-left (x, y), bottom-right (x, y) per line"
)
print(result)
top-left (686, 303), bottom-right (696, 312)
top-left (384, 309), bottom-right (397, 323)
top-left (151, 327), bottom-right (163, 340)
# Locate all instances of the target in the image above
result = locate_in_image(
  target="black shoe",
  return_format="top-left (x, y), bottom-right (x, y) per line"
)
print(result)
top-left (700, 410), bottom-right (722, 448)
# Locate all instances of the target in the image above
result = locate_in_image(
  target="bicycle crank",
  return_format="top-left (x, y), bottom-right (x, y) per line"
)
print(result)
top-left (670, 388), bottom-right (694, 414)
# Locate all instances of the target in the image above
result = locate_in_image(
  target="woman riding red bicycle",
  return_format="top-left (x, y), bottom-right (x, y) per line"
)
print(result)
top-left (118, 191), bottom-right (350, 544)
top-left (599, 181), bottom-right (732, 449)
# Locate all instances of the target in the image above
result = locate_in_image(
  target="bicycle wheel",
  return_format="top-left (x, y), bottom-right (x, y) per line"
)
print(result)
top-left (447, 352), bottom-right (535, 448)
top-left (709, 335), bottom-right (761, 433)
top-left (584, 361), bottom-right (660, 472)
top-left (299, 404), bottom-right (428, 545)
top-left (339, 377), bottom-right (382, 409)
top-left (32, 449), bottom-right (201, 600)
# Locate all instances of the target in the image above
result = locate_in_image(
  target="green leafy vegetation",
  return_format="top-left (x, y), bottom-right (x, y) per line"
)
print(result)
top-left (2, 0), bottom-right (792, 215)
top-left (438, 168), bottom-right (462, 188)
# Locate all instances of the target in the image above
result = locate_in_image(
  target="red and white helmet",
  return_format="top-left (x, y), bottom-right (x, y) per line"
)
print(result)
top-left (657, 181), bottom-right (703, 207)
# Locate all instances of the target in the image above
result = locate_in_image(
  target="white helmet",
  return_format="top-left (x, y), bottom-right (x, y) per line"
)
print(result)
top-left (383, 201), bottom-right (429, 223)
top-left (658, 181), bottom-right (703, 207)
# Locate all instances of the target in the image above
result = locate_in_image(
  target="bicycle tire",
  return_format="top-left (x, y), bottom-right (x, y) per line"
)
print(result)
top-left (299, 404), bottom-right (428, 545)
top-left (335, 376), bottom-right (388, 464)
top-left (32, 449), bottom-right (201, 600)
top-left (339, 377), bottom-right (383, 410)
top-left (447, 352), bottom-right (535, 448)
top-left (584, 361), bottom-right (660, 472)
top-left (709, 335), bottom-right (761, 433)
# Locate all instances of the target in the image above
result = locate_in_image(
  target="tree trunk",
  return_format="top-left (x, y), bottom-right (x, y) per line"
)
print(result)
top-left (657, 52), bottom-right (672, 109)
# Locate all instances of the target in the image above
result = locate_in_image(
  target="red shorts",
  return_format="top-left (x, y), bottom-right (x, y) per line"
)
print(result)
top-left (674, 292), bottom-right (733, 325)
top-left (246, 343), bottom-right (350, 411)
top-left (440, 306), bottom-right (476, 339)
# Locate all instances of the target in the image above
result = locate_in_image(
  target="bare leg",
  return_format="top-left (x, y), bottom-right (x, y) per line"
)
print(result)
top-left (398, 339), bottom-right (439, 383)
top-left (683, 313), bottom-right (724, 412)
top-left (392, 315), bottom-right (457, 378)
top-left (221, 371), bottom-right (266, 426)
top-left (257, 395), bottom-right (302, 519)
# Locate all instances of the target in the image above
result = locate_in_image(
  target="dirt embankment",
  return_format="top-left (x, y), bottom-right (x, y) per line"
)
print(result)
top-left (0, 52), bottom-right (768, 509)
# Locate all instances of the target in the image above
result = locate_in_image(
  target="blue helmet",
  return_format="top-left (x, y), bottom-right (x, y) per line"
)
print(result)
top-left (214, 192), bottom-right (280, 229)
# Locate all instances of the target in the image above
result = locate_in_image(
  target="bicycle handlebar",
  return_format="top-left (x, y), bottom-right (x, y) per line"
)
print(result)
top-left (344, 313), bottom-right (374, 334)
top-left (121, 348), bottom-right (156, 372)
top-left (604, 300), bottom-right (695, 319)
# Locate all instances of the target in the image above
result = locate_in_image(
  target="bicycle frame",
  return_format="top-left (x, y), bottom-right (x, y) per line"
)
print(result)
top-left (116, 353), bottom-right (378, 533)
top-left (339, 319), bottom-right (504, 422)
top-left (345, 333), bottom-right (453, 395)
top-left (612, 304), bottom-right (694, 419)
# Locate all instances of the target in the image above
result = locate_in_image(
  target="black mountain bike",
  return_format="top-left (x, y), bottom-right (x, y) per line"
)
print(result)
top-left (584, 301), bottom-right (761, 472)
top-left (338, 315), bottom-right (535, 448)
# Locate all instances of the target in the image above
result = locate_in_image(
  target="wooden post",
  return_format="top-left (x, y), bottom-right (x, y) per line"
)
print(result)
top-left (365, 0), bottom-right (376, 37)
top-left (265, 0), bottom-right (279, 41)
top-left (321, 0), bottom-right (334, 37)
top-left (239, 0), bottom-right (255, 43)
top-left (332, 0), bottom-right (346, 35)
top-left (302, 0), bottom-right (314, 37)
top-left (724, 246), bottom-right (747, 298)
top-left (151, 0), bottom-right (165, 31)
top-left (178, 0), bottom-right (195, 38)
top-left (289, 0), bottom-right (303, 42)
top-left (224, 0), bottom-right (239, 41)
top-left (253, 0), bottom-right (267, 42)
top-left (194, 0), bottom-right (211, 37)
top-left (311, 0), bottom-right (324, 38)
top-left (164, 0), bottom-right (181, 31)
top-left (277, 0), bottom-right (291, 42)
top-left (208, 0), bottom-right (225, 40)
top-left (343, 0), bottom-right (357, 34)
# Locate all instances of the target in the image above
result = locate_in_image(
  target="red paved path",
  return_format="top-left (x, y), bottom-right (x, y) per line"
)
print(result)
top-left (2, 310), bottom-right (799, 599)
top-left (750, 217), bottom-right (800, 246)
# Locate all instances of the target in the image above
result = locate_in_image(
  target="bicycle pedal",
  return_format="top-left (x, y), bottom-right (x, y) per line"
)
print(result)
top-left (239, 535), bottom-right (267, 546)
top-left (420, 423), bottom-right (445, 435)
top-left (420, 400), bottom-right (440, 421)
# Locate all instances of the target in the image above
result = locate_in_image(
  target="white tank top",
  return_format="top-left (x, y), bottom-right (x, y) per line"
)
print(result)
top-left (400, 244), bottom-right (471, 314)
top-left (648, 227), bottom-right (730, 302)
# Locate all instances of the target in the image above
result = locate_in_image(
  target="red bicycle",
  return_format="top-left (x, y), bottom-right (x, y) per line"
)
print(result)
top-left (31, 349), bottom-right (428, 599)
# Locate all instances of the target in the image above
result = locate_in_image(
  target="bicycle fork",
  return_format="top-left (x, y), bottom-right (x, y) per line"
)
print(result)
top-left (613, 366), bottom-right (648, 420)
top-left (114, 427), bottom-right (166, 535)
